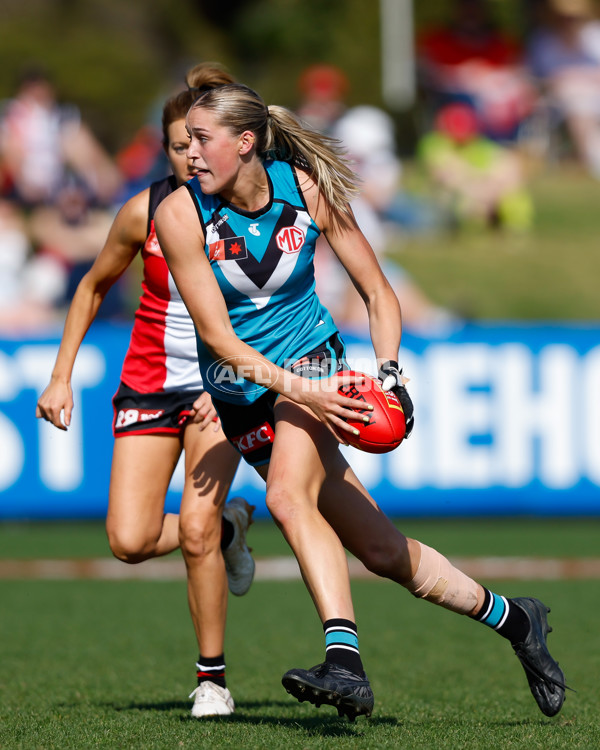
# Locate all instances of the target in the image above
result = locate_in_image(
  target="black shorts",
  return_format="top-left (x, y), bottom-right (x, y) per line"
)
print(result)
top-left (112, 382), bottom-right (204, 437)
top-left (213, 333), bottom-right (348, 467)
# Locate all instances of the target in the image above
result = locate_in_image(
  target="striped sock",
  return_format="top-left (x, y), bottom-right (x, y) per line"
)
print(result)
top-left (471, 589), bottom-right (529, 644)
top-left (323, 618), bottom-right (363, 675)
top-left (196, 653), bottom-right (226, 688)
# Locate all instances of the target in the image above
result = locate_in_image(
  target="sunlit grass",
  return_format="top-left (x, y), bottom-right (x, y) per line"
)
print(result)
top-left (393, 165), bottom-right (600, 321)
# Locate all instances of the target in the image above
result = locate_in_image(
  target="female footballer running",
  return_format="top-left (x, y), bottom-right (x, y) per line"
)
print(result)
top-left (154, 81), bottom-right (568, 721)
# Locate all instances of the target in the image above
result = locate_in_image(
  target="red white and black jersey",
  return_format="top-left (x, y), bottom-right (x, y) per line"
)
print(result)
top-left (120, 176), bottom-right (203, 393)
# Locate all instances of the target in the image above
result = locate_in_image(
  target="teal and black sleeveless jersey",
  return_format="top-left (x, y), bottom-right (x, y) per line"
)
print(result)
top-left (185, 160), bottom-right (338, 404)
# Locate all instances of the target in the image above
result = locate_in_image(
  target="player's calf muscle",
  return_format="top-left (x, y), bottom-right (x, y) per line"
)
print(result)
top-left (355, 533), bottom-right (413, 582)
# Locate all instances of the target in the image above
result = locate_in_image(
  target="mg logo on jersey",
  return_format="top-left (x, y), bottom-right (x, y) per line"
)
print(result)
top-left (276, 226), bottom-right (305, 254)
top-left (231, 421), bottom-right (275, 454)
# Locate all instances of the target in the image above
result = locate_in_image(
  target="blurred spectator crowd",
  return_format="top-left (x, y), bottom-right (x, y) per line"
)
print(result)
top-left (1, 0), bottom-right (600, 337)
top-left (299, 0), bottom-right (600, 334)
top-left (417, 0), bottom-right (600, 180)
top-left (0, 66), bottom-right (127, 335)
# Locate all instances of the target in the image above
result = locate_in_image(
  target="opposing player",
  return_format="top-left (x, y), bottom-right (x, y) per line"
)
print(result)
top-left (36, 64), bottom-right (253, 718)
top-left (155, 82), bottom-right (568, 720)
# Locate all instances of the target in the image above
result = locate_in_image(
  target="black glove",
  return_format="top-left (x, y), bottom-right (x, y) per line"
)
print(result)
top-left (378, 360), bottom-right (414, 438)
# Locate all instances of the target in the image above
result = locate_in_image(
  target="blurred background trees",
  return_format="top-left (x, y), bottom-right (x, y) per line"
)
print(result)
top-left (1, 0), bottom-right (380, 151)
top-left (0, 0), bottom-right (525, 152)
top-left (2, 0), bottom-right (599, 327)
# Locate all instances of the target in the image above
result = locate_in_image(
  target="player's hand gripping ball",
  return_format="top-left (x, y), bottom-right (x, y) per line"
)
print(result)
top-left (338, 371), bottom-right (406, 453)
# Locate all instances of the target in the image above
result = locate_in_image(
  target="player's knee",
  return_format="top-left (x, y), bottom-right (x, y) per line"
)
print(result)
top-left (179, 516), bottom-right (220, 561)
top-left (265, 483), bottom-right (303, 530)
top-left (106, 526), bottom-right (154, 564)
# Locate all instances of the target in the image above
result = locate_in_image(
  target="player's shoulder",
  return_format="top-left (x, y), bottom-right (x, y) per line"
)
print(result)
top-left (154, 184), bottom-right (199, 238)
top-left (292, 164), bottom-right (334, 231)
top-left (292, 164), bottom-right (317, 189)
top-left (155, 183), bottom-right (193, 216)
top-left (148, 174), bottom-right (179, 211)
top-left (292, 165), bottom-right (319, 206)
top-left (123, 186), bottom-right (151, 216)
top-left (109, 187), bottom-right (151, 244)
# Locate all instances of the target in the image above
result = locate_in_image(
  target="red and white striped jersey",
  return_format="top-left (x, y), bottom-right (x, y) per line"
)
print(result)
top-left (120, 176), bottom-right (202, 393)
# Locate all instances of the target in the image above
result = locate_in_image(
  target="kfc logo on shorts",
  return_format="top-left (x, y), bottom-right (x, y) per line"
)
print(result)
top-left (231, 421), bottom-right (275, 454)
top-left (276, 226), bottom-right (305, 254)
top-left (116, 408), bottom-right (165, 427)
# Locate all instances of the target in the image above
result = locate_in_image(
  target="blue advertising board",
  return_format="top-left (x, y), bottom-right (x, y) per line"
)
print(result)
top-left (1, 321), bottom-right (599, 519)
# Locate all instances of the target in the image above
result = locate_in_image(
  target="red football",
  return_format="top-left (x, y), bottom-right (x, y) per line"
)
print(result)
top-left (338, 371), bottom-right (406, 453)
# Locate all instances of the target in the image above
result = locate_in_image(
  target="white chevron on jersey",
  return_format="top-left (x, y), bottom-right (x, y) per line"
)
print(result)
top-left (186, 160), bottom-right (339, 404)
top-left (210, 211), bottom-right (311, 310)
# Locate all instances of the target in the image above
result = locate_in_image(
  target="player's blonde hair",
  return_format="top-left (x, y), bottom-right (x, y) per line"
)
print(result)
top-left (190, 83), bottom-right (359, 217)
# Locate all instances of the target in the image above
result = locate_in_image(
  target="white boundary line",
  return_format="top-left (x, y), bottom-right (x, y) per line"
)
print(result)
top-left (1, 556), bottom-right (600, 581)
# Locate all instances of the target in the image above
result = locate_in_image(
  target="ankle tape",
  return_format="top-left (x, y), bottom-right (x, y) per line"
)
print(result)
top-left (404, 542), bottom-right (479, 615)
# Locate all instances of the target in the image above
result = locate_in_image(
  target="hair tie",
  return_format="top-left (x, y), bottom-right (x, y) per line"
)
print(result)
top-left (188, 85), bottom-right (211, 97)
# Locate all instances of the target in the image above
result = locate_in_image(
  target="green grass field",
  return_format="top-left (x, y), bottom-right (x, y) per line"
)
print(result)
top-left (1, 519), bottom-right (599, 749)
top-left (2, 516), bottom-right (600, 558)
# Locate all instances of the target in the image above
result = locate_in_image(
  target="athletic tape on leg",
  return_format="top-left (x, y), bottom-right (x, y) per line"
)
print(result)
top-left (404, 542), bottom-right (479, 614)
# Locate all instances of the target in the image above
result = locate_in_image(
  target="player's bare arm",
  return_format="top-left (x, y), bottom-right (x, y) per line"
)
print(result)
top-left (36, 190), bottom-right (150, 430)
top-left (297, 167), bottom-right (402, 366)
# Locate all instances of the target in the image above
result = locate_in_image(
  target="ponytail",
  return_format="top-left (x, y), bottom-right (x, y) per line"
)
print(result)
top-left (192, 84), bottom-right (359, 217)
top-left (265, 105), bottom-right (359, 216)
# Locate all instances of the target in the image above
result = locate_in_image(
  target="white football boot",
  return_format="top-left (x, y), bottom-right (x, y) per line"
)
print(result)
top-left (189, 681), bottom-right (235, 718)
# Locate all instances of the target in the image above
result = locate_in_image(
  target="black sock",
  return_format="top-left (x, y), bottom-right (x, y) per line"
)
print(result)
top-left (323, 618), bottom-right (364, 675)
top-left (470, 588), bottom-right (530, 644)
top-left (220, 517), bottom-right (234, 550)
top-left (196, 653), bottom-right (226, 688)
